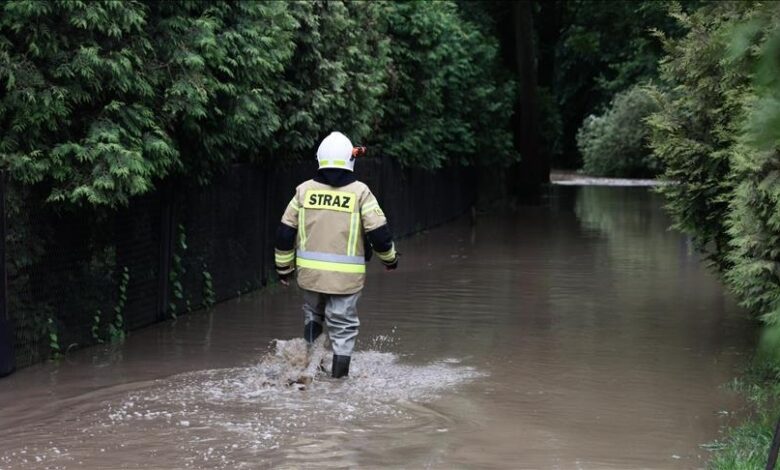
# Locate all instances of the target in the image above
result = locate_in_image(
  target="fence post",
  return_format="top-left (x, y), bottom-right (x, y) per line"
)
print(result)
top-left (0, 170), bottom-right (14, 377)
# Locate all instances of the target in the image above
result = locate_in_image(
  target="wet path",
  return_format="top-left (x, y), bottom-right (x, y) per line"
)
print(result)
top-left (0, 186), bottom-right (756, 469)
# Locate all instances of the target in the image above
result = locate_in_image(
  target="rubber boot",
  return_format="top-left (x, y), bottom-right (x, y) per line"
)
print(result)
top-left (304, 321), bottom-right (322, 344)
top-left (331, 355), bottom-right (351, 378)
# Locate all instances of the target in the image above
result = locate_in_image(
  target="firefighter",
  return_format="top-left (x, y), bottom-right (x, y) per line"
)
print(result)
top-left (274, 132), bottom-right (398, 378)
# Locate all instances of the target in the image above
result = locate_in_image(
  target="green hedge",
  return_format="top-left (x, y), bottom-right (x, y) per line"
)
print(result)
top-left (648, 1), bottom-right (780, 311)
top-left (0, 0), bottom-right (517, 208)
top-left (647, 3), bottom-right (749, 268)
top-left (647, 3), bottom-right (780, 467)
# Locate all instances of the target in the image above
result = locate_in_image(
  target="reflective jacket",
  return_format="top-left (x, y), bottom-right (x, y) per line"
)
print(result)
top-left (275, 178), bottom-right (396, 295)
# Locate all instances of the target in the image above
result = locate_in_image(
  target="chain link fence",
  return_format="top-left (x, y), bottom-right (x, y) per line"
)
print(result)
top-left (1, 156), bottom-right (476, 370)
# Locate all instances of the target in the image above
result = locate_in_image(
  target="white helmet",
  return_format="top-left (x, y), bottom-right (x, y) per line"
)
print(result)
top-left (316, 132), bottom-right (355, 172)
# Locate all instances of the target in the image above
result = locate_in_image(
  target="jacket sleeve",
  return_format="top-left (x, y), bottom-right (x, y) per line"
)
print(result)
top-left (275, 195), bottom-right (299, 277)
top-left (360, 190), bottom-right (397, 266)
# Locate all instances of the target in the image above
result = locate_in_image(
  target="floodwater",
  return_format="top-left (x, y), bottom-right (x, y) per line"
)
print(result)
top-left (0, 186), bottom-right (756, 469)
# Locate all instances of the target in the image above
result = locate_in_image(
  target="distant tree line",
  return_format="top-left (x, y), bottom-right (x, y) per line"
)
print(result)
top-left (526, 0), bottom-right (695, 173)
top-left (0, 0), bottom-right (517, 208)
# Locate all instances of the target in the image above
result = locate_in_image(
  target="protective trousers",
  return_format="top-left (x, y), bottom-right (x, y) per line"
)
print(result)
top-left (302, 289), bottom-right (361, 356)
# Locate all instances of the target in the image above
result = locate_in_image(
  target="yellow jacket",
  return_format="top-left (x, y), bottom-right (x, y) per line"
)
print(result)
top-left (275, 179), bottom-right (396, 294)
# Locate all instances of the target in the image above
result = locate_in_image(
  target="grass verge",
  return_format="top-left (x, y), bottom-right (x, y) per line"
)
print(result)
top-left (710, 362), bottom-right (780, 469)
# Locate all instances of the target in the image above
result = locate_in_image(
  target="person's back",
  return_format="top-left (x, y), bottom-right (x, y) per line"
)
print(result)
top-left (274, 132), bottom-right (398, 378)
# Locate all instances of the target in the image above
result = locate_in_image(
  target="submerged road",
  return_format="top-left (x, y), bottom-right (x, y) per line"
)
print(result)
top-left (0, 186), bottom-right (755, 469)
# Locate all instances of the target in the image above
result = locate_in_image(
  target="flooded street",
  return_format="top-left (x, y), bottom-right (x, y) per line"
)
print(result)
top-left (0, 186), bottom-right (756, 469)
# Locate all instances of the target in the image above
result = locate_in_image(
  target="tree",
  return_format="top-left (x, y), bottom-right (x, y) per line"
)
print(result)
top-left (378, 1), bottom-right (517, 169)
top-left (510, 0), bottom-right (546, 195)
top-left (549, 0), bottom-right (693, 168)
top-left (0, 0), bottom-right (297, 206)
top-left (647, 2), bottom-right (753, 268)
top-left (481, 0), bottom-right (546, 196)
top-left (271, 0), bottom-right (389, 161)
top-left (721, 3), bottom-right (780, 324)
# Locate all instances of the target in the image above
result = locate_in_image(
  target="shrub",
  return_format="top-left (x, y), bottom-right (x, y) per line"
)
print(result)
top-left (577, 85), bottom-right (662, 178)
top-left (647, 3), bottom-right (753, 268)
top-left (0, 1), bottom-right (519, 207)
top-left (0, 1), bottom-right (298, 206)
top-left (647, 5), bottom-right (780, 466)
top-left (723, 4), bottom-right (780, 325)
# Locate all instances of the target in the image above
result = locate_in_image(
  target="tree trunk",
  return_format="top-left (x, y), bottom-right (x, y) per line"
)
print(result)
top-left (510, 0), bottom-right (548, 197)
top-left (537, 0), bottom-right (562, 89)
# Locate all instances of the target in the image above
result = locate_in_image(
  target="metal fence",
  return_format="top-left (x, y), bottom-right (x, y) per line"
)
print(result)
top-left (0, 156), bottom-right (476, 371)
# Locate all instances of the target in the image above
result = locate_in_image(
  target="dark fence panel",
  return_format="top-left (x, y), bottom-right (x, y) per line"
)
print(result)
top-left (4, 156), bottom-right (476, 370)
top-left (0, 171), bottom-right (13, 376)
top-left (8, 188), bottom-right (120, 366)
top-left (117, 192), bottom-right (164, 330)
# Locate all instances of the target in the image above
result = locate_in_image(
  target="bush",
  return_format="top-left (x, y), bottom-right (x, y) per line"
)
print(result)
top-left (647, 3), bottom-right (752, 268)
top-left (723, 5), bottom-right (780, 326)
top-left (270, 1), bottom-right (389, 159)
top-left (0, 1), bottom-right (298, 206)
top-left (647, 4), bottom-right (780, 468)
top-left (377, 1), bottom-right (517, 169)
top-left (0, 1), bottom-right (519, 208)
top-left (576, 85), bottom-right (662, 178)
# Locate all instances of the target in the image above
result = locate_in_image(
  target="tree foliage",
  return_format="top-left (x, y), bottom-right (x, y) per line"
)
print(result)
top-left (0, 0), bottom-right (517, 207)
top-left (648, 2), bottom-right (780, 327)
top-left (378, 1), bottom-right (517, 169)
top-left (647, 3), bottom-right (753, 267)
top-left (722, 3), bottom-right (780, 325)
top-left (577, 85), bottom-right (661, 178)
top-left (548, 0), bottom-right (692, 167)
top-left (0, 0), bottom-right (297, 206)
top-left (271, 1), bottom-right (389, 158)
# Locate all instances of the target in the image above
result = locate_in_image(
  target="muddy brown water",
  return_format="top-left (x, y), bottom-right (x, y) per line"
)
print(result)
top-left (0, 186), bottom-right (756, 469)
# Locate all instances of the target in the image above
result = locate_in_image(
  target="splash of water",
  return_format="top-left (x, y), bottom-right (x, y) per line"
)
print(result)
top-left (0, 336), bottom-right (484, 469)
top-left (109, 337), bottom-right (482, 448)
top-left (253, 337), bottom-right (328, 388)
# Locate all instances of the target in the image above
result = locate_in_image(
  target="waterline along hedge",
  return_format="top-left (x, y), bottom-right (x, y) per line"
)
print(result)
top-left (650, 2), bottom-right (780, 323)
top-left (0, 0), bottom-right (517, 209)
top-left (648, 3), bottom-right (748, 269)
top-left (648, 2), bottom-right (780, 466)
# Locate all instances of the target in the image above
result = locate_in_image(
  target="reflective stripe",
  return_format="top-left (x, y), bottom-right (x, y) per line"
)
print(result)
top-left (298, 208), bottom-right (307, 251)
top-left (347, 212), bottom-right (360, 256)
top-left (319, 160), bottom-right (348, 168)
top-left (345, 212), bottom-right (353, 255)
top-left (297, 250), bottom-right (365, 265)
top-left (361, 202), bottom-right (379, 214)
top-left (376, 244), bottom-right (396, 262)
top-left (275, 251), bottom-right (295, 264)
top-left (297, 258), bottom-right (366, 274)
top-left (352, 212), bottom-right (361, 255)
